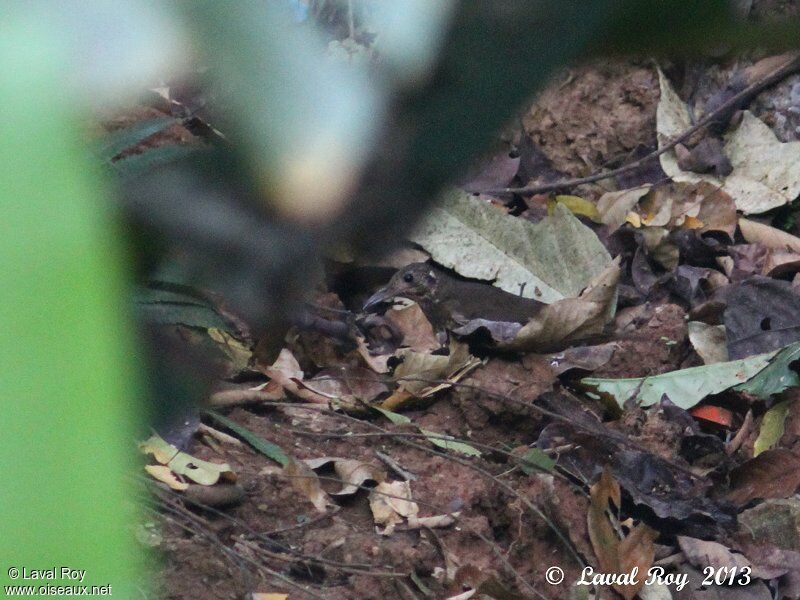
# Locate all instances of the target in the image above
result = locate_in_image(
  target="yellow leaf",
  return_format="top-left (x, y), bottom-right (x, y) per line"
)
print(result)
top-left (625, 212), bottom-right (642, 227)
top-left (683, 215), bottom-right (705, 229)
top-left (550, 195), bottom-right (602, 222)
top-left (144, 465), bottom-right (189, 491)
top-left (140, 433), bottom-right (236, 486)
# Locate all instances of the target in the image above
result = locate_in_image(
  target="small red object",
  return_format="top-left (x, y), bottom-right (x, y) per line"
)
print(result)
top-left (689, 405), bottom-right (734, 428)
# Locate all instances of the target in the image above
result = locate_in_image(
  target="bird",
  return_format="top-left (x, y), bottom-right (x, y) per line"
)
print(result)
top-left (362, 262), bottom-right (544, 333)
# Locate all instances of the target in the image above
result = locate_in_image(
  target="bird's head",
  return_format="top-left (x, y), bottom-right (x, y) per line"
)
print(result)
top-left (363, 263), bottom-right (441, 313)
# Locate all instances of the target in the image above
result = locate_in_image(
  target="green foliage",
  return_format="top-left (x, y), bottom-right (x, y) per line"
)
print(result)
top-left (0, 20), bottom-right (141, 594)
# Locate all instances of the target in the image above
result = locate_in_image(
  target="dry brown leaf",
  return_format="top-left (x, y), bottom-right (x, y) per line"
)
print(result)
top-left (637, 182), bottom-right (737, 239)
top-left (394, 341), bottom-right (481, 398)
top-left (678, 536), bottom-right (752, 571)
top-left (596, 186), bottom-right (651, 233)
top-left (588, 467), bottom-right (622, 576)
top-left (617, 524), bottom-right (657, 600)
top-left (261, 348), bottom-right (386, 406)
top-left (500, 260), bottom-right (619, 352)
top-left (587, 468), bottom-right (656, 599)
top-left (688, 321), bottom-right (729, 364)
top-left (304, 457), bottom-right (386, 495)
top-left (284, 458), bottom-right (330, 512)
top-left (299, 366), bottom-right (389, 408)
top-left (384, 303), bottom-right (440, 352)
top-left (726, 448), bottom-right (800, 506)
top-left (370, 480), bottom-right (418, 535)
top-left (739, 217), bottom-right (800, 253)
top-left (407, 512), bottom-right (460, 529)
top-left (355, 335), bottom-right (392, 374)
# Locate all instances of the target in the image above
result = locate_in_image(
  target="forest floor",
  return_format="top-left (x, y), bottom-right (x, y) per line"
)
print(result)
top-left (127, 46), bottom-right (800, 600)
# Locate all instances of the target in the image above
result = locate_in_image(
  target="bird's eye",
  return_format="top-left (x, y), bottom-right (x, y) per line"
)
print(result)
top-left (403, 273), bottom-right (414, 283)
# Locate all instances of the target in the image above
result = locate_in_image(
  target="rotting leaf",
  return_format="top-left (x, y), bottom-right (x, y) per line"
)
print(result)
top-left (738, 499), bottom-right (800, 552)
top-left (410, 190), bottom-right (612, 303)
top-left (725, 277), bottom-right (800, 359)
top-left (726, 448), bottom-right (800, 506)
top-left (678, 536), bottom-right (752, 571)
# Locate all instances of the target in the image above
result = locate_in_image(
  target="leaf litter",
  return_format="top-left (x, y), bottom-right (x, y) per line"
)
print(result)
top-left (126, 51), bottom-right (800, 599)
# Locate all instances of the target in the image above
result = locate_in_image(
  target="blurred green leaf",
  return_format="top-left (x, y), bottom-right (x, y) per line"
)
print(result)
top-left (112, 144), bottom-right (200, 178)
top-left (134, 284), bottom-right (238, 333)
top-left (0, 18), bottom-right (140, 593)
top-left (95, 117), bottom-right (177, 162)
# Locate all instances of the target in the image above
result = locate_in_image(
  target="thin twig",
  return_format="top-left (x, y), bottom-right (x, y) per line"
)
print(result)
top-left (479, 53), bottom-right (800, 196)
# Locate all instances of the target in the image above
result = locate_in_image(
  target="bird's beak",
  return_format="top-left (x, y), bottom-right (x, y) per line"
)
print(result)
top-left (362, 286), bottom-right (396, 313)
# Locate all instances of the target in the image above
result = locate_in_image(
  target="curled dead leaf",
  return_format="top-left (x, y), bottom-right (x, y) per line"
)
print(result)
top-left (304, 457), bottom-right (386, 495)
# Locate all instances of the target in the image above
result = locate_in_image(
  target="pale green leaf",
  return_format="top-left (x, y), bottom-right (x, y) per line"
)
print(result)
top-left (410, 190), bottom-right (612, 303)
top-left (420, 429), bottom-right (481, 457)
top-left (582, 350), bottom-right (777, 409)
top-left (372, 406), bottom-right (412, 425)
top-left (519, 448), bottom-right (556, 474)
top-left (754, 400), bottom-right (792, 457)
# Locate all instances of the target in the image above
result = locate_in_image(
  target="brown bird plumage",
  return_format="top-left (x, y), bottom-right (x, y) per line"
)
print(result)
top-left (363, 262), bottom-right (544, 331)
